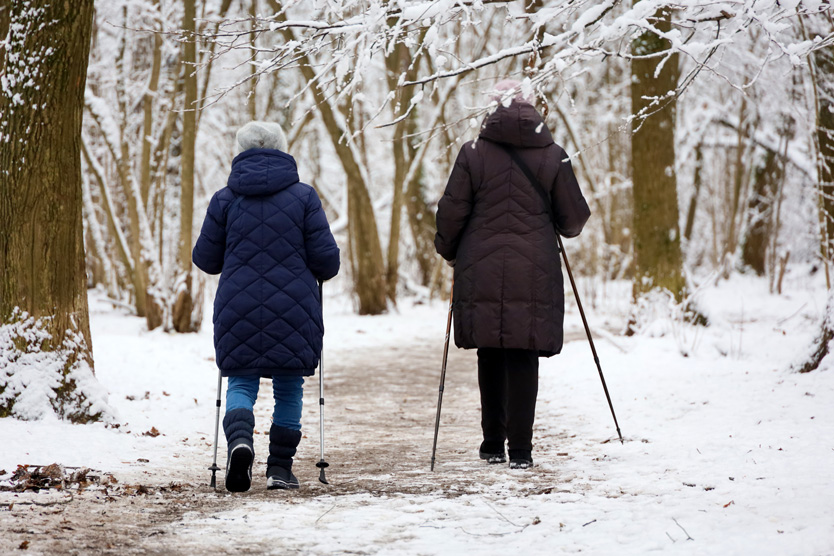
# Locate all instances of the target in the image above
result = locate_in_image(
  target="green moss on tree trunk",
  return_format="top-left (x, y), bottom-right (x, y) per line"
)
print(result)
top-left (630, 6), bottom-right (685, 301)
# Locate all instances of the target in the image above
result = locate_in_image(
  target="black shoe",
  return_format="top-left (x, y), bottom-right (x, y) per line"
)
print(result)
top-left (479, 440), bottom-right (506, 464)
top-left (267, 466), bottom-right (299, 490)
top-left (508, 449), bottom-right (533, 469)
top-left (225, 441), bottom-right (254, 492)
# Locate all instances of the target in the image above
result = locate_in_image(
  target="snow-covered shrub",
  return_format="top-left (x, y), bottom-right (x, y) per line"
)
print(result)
top-left (627, 288), bottom-right (707, 357)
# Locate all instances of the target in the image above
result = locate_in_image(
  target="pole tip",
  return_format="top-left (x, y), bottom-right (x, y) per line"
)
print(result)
top-left (209, 464), bottom-right (221, 489)
top-left (317, 460), bottom-right (329, 484)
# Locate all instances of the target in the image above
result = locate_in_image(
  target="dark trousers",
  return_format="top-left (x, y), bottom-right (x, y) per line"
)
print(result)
top-left (477, 348), bottom-right (539, 452)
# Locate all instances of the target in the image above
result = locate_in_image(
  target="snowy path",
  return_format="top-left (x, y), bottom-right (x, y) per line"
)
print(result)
top-left (2, 276), bottom-right (834, 554)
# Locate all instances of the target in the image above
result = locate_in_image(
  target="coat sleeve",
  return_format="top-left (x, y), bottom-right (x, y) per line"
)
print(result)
top-left (192, 192), bottom-right (226, 275)
top-left (551, 148), bottom-right (591, 238)
top-left (434, 146), bottom-right (474, 261)
top-left (304, 187), bottom-right (341, 281)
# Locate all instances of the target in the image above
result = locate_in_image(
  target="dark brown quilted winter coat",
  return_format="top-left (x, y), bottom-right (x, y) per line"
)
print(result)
top-left (434, 102), bottom-right (591, 356)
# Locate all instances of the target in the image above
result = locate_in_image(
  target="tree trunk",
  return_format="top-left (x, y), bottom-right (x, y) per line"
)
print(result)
top-left (767, 133), bottom-right (790, 294)
top-left (0, 1), bottom-right (111, 422)
top-left (172, 0), bottom-right (201, 333)
top-left (740, 149), bottom-right (781, 275)
top-left (91, 8), bottom-right (164, 330)
top-left (0, 4), bottom-right (9, 74)
top-left (81, 137), bottom-right (136, 289)
top-left (139, 0), bottom-right (163, 209)
top-left (796, 13), bottom-right (834, 373)
top-left (406, 168), bottom-right (441, 290)
top-left (385, 42), bottom-right (416, 302)
top-left (312, 98), bottom-right (386, 315)
top-left (629, 5), bottom-right (685, 300)
top-left (86, 98), bottom-right (164, 329)
top-left (345, 153), bottom-right (388, 315)
top-left (81, 171), bottom-right (118, 298)
top-left (114, 7), bottom-right (152, 321)
top-left (724, 98), bottom-right (749, 263)
top-left (150, 71), bottom-right (183, 242)
top-left (196, 0), bottom-right (234, 129)
top-left (816, 37), bottom-right (834, 267)
top-left (267, 1), bottom-right (387, 314)
top-left (683, 143), bottom-right (703, 242)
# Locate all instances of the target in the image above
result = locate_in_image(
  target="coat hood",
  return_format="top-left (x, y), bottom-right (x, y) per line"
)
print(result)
top-left (227, 148), bottom-right (299, 196)
top-left (478, 102), bottom-right (553, 148)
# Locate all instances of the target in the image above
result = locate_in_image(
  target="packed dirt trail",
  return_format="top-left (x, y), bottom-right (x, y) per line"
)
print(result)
top-left (0, 326), bottom-right (587, 555)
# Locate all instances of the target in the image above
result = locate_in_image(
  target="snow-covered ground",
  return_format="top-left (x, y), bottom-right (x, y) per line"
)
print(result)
top-left (1, 270), bottom-right (833, 555)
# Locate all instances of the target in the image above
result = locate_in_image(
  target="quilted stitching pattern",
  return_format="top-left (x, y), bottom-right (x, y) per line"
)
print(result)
top-left (193, 149), bottom-right (340, 376)
top-left (267, 424), bottom-right (302, 470)
top-left (434, 103), bottom-right (590, 357)
top-left (223, 408), bottom-right (255, 447)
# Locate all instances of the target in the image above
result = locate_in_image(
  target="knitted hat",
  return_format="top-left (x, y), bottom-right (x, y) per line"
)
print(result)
top-left (490, 79), bottom-right (535, 105)
top-left (235, 121), bottom-right (288, 154)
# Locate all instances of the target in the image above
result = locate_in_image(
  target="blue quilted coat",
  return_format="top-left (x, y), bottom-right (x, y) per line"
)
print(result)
top-left (192, 148), bottom-right (340, 377)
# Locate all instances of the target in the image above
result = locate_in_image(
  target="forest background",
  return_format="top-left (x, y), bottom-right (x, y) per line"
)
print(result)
top-left (1, 0), bottom-right (834, 421)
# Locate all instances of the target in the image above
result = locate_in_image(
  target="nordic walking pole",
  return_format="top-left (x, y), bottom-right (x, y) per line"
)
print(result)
top-left (208, 369), bottom-right (223, 488)
top-left (430, 279), bottom-right (454, 471)
top-left (556, 235), bottom-right (623, 444)
top-left (316, 280), bottom-right (330, 484)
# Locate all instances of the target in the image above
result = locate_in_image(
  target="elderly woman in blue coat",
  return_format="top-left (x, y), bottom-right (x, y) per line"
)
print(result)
top-left (193, 121), bottom-right (340, 492)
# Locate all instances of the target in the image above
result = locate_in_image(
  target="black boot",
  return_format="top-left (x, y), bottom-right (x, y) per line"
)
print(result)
top-left (479, 440), bottom-right (507, 464)
top-left (223, 408), bottom-right (255, 492)
top-left (266, 424), bottom-right (302, 490)
top-left (508, 449), bottom-right (534, 469)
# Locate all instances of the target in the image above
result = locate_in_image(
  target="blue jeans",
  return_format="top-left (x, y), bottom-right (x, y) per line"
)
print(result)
top-left (226, 375), bottom-right (305, 431)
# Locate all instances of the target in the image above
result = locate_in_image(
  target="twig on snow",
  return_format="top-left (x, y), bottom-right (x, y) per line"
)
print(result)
top-left (315, 503), bottom-right (336, 525)
top-left (776, 303), bottom-right (808, 326)
top-left (458, 526), bottom-right (525, 537)
top-left (482, 498), bottom-right (526, 529)
top-left (673, 518), bottom-right (694, 541)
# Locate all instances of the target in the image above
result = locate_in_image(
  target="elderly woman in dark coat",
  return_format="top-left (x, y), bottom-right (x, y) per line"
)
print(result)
top-left (434, 81), bottom-right (591, 468)
top-left (193, 121), bottom-right (340, 491)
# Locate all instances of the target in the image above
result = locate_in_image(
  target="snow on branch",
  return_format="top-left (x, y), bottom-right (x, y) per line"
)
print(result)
top-left (186, 0), bottom-right (833, 130)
